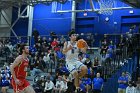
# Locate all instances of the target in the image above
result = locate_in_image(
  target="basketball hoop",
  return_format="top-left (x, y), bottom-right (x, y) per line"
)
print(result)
top-left (97, 0), bottom-right (114, 15)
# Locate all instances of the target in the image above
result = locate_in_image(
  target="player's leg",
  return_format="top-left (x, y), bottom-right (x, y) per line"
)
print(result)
top-left (18, 79), bottom-right (35, 93)
top-left (66, 63), bottom-right (79, 89)
top-left (76, 61), bottom-right (87, 79)
top-left (23, 86), bottom-right (35, 93)
top-left (11, 79), bottom-right (19, 93)
top-left (73, 70), bottom-right (79, 88)
top-left (79, 65), bottom-right (87, 79)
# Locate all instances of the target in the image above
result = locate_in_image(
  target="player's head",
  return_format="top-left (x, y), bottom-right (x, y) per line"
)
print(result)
top-left (68, 30), bottom-right (77, 41)
top-left (20, 43), bottom-right (29, 55)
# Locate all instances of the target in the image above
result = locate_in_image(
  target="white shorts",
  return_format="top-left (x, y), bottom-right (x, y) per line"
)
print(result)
top-left (66, 61), bottom-right (85, 74)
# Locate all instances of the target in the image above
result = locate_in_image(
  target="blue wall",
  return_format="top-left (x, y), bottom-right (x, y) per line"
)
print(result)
top-left (11, 0), bottom-right (140, 37)
top-left (76, 0), bottom-right (140, 34)
top-left (33, 2), bottom-right (72, 35)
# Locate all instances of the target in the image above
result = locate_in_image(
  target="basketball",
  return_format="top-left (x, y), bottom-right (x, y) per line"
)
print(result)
top-left (77, 39), bottom-right (87, 49)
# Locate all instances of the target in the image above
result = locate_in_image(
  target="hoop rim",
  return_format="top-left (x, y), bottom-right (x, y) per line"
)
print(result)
top-left (97, 0), bottom-right (114, 15)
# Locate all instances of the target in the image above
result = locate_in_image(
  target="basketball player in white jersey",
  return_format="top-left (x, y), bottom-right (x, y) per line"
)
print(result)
top-left (62, 31), bottom-right (88, 92)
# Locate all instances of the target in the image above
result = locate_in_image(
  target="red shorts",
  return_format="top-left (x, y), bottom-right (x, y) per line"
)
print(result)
top-left (11, 78), bottom-right (30, 92)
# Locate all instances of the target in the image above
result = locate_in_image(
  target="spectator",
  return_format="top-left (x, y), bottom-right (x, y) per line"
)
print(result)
top-left (54, 45), bottom-right (60, 52)
top-left (48, 49), bottom-right (57, 68)
top-left (48, 37), bottom-right (52, 50)
top-left (54, 76), bottom-right (64, 93)
top-left (51, 38), bottom-right (58, 49)
top-left (31, 65), bottom-right (43, 76)
top-left (61, 80), bottom-right (68, 93)
top-left (43, 52), bottom-right (50, 69)
top-left (83, 75), bottom-right (92, 93)
top-left (126, 81), bottom-right (135, 93)
top-left (92, 57), bottom-right (101, 76)
top-left (44, 77), bottom-right (54, 93)
top-left (47, 73), bottom-right (54, 82)
top-left (78, 52), bottom-right (86, 63)
top-left (35, 43), bottom-right (42, 55)
top-left (63, 74), bottom-right (75, 93)
top-left (1, 76), bottom-right (10, 93)
top-left (79, 79), bottom-right (86, 93)
top-left (37, 36), bottom-right (42, 44)
top-left (35, 75), bottom-right (46, 93)
top-left (60, 35), bottom-right (66, 47)
top-left (56, 48), bottom-right (65, 63)
top-left (32, 28), bottom-right (39, 43)
top-left (6, 42), bottom-right (13, 53)
top-left (135, 82), bottom-right (140, 93)
top-left (42, 37), bottom-right (48, 46)
top-left (87, 67), bottom-right (93, 78)
top-left (1, 65), bottom-right (11, 79)
top-left (50, 31), bottom-right (57, 40)
top-left (118, 72), bottom-right (128, 93)
top-left (84, 56), bottom-right (92, 69)
top-left (92, 73), bottom-right (103, 93)
top-left (60, 66), bottom-right (69, 76)
top-left (100, 35), bottom-right (109, 58)
top-left (38, 56), bottom-right (46, 71)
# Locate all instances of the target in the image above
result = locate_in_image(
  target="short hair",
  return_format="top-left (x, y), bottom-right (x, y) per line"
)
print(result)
top-left (128, 81), bottom-right (133, 85)
top-left (68, 30), bottom-right (76, 37)
top-left (19, 43), bottom-right (27, 54)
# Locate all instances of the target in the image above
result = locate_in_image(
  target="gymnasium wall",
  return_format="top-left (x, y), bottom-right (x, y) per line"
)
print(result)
top-left (76, 0), bottom-right (140, 34)
top-left (11, 0), bottom-right (140, 37)
top-left (33, 2), bottom-right (72, 36)
top-left (11, 6), bottom-right (29, 37)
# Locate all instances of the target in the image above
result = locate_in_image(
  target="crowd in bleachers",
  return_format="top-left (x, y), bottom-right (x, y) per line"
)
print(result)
top-left (0, 64), bottom-right (11, 93)
top-left (118, 71), bottom-right (140, 93)
top-left (0, 29), bottom-right (140, 93)
top-left (99, 30), bottom-right (140, 79)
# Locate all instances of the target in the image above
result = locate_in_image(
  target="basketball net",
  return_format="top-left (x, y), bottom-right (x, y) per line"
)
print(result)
top-left (97, 0), bottom-right (114, 15)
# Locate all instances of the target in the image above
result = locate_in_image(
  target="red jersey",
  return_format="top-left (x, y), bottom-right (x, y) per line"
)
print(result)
top-left (51, 41), bottom-right (58, 47)
top-left (14, 57), bottom-right (29, 79)
top-left (11, 56), bottom-right (30, 92)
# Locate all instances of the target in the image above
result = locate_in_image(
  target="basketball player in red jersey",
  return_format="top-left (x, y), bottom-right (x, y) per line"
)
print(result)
top-left (10, 44), bottom-right (35, 93)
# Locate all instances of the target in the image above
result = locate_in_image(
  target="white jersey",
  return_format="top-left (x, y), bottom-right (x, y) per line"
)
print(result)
top-left (65, 41), bottom-right (79, 63)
